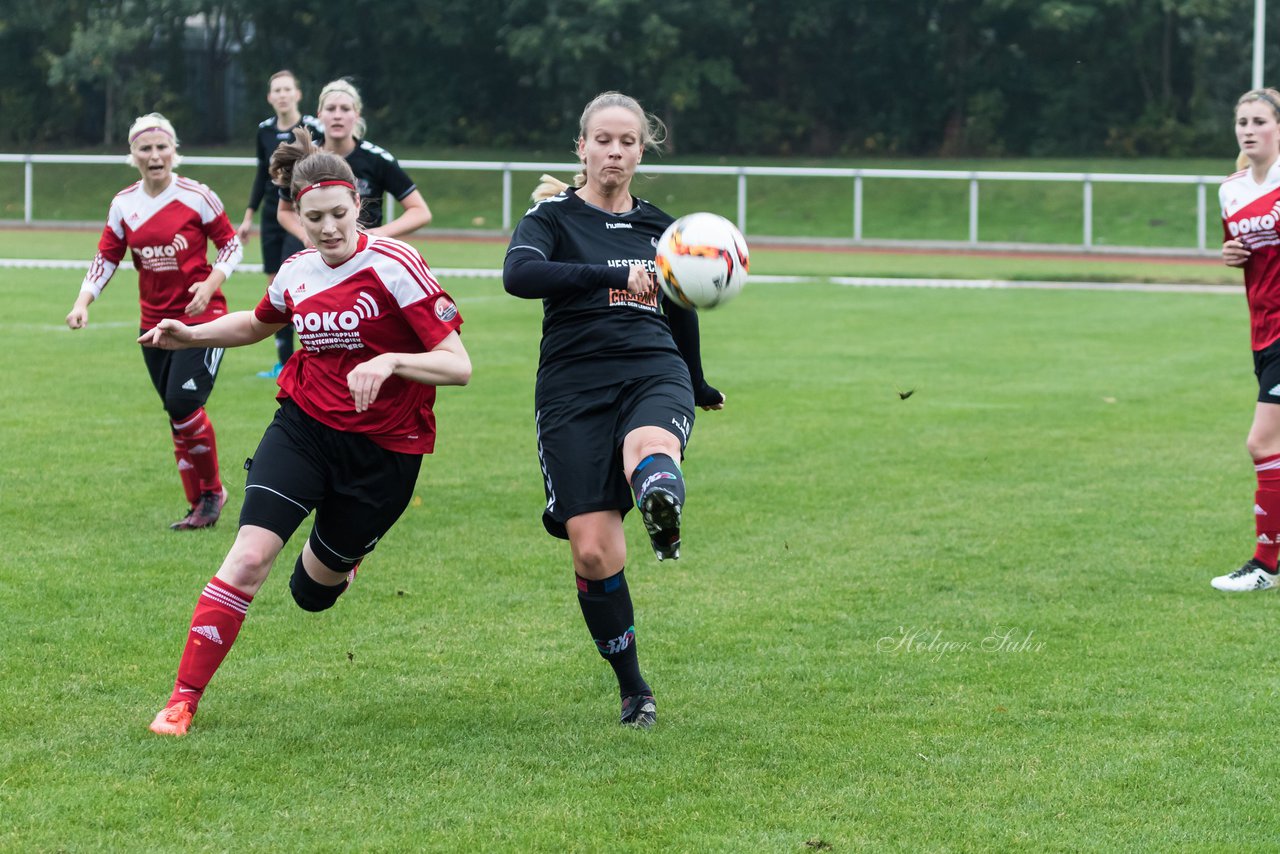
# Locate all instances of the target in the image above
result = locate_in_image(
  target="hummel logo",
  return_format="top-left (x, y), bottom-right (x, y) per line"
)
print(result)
top-left (192, 625), bottom-right (223, 644)
top-left (182, 378), bottom-right (197, 391)
top-left (670, 415), bottom-right (691, 442)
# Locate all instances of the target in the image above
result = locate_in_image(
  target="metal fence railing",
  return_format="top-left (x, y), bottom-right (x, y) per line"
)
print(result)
top-left (0, 153), bottom-right (1224, 254)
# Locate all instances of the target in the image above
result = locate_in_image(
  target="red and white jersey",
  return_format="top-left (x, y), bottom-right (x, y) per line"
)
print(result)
top-left (80, 175), bottom-right (243, 328)
top-left (254, 233), bottom-right (463, 454)
top-left (1222, 164), bottom-right (1280, 350)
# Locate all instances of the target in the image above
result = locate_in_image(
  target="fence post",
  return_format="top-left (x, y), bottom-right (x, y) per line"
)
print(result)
top-left (1196, 179), bottom-right (1207, 253)
top-left (1083, 177), bottom-right (1093, 249)
top-left (853, 173), bottom-right (863, 241)
top-left (968, 176), bottom-right (979, 245)
top-left (737, 168), bottom-right (747, 233)
top-left (24, 156), bottom-right (33, 224)
top-left (502, 166), bottom-right (512, 232)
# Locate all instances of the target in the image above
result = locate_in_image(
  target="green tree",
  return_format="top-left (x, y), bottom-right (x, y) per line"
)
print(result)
top-left (46, 1), bottom-right (174, 144)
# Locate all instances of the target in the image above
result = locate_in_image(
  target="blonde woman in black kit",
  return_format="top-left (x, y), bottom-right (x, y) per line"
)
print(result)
top-left (503, 92), bottom-right (724, 728)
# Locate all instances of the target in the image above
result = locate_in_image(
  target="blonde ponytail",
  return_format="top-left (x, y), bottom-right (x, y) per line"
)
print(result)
top-left (531, 174), bottom-right (570, 202)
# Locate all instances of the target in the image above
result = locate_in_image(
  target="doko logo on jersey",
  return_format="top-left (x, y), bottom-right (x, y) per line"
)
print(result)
top-left (293, 291), bottom-right (379, 351)
top-left (136, 233), bottom-right (189, 272)
top-left (1228, 214), bottom-right (1280, 237)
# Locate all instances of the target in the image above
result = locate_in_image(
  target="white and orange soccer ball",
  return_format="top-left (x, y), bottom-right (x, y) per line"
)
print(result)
top-left (654, 212), bottom-right (749, 310)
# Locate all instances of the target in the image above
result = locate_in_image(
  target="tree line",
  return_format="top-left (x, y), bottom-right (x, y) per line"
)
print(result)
top-left (0, 0), bottom-right (1267, 157)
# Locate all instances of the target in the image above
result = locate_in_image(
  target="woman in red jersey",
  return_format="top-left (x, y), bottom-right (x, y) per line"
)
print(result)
top-left (1213, 87), bottom-right (1280, 592)
top-left (65, 113), bottom-right (243, 530)
top-left (139, 128), bottom-right (470, 736)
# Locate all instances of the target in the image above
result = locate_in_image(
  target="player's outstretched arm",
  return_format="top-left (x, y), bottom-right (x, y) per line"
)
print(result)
top-left (664, 297), bottom-right (725, 410)
top-left (139, 311), bottom-right (282, 350)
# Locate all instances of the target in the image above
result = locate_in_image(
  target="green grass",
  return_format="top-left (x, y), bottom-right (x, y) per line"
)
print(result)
top-left (0, 153), bottom-right (1237, 250)
top-left (1, 232), bottom-right (1276, 850)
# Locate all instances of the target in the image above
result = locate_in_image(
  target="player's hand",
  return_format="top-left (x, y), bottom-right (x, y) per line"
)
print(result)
top-left (347, 354), bottom-right (396, 413)
top-left (625, 264), bottom-right (653, 295)
top-left (185, 278), bottom-right (217, 316)
top-left (138, 318), bottom-right (194, 349)
top-left (1224, 239), bottom-right (1251, 268)
top-left (65, 306), bottom-right (88, 330)
top-left (696, 384), bottom-right (725, 411)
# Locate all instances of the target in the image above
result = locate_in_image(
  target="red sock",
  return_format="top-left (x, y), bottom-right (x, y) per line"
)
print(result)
top-left (172, 408), bottom-right (222, 495)
top-left (1254, 453), bottom-right (1280, 570)
top-left (168, 576), bottom-right (253, 710)
top-left (171, 430), bottom-right (200, 507)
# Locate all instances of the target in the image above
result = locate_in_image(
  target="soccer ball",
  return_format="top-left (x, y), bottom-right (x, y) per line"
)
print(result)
top-left (654, 212), bottom-right (749, 310)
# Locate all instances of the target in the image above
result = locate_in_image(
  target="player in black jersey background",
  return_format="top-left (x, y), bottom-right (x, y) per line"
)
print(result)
top-left (503, 91), bottom-right (724, 728)
top-left (277, 78), bottom-right (431, 243)
top-left (237, 70), bottom-right (322, 379)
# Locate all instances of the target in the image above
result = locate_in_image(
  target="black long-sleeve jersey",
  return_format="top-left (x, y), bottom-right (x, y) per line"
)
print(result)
top-left (246, 115), bottom-right (323, 223)
top-left (503, 187), bottom-right (716, 404)
top-left (341, 140), bottom-right (418, 229)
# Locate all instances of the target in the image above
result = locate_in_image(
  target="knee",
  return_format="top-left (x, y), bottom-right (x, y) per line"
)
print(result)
top-left (1248, 434), bottom-right (1280, 461)
top-left (166, 402), bottom-right (202, 425)
top-left (218, 537), bottom-right (277, 591)
top-left (572, 544), bottom-right (612, 578)
top-left (289, 555), bottom-right (348, 612)
top-left (569, 532), bottom-right (623, 578)
top-left (635, 437), bottom-right (680, 462)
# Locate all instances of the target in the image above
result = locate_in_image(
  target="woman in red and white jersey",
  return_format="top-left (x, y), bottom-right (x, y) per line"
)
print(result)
top-left (65, 112), bottom-right (243, 530)
top-left (138, 127), bottom-right (471, 736)
top-left (1213, 88), bottom-right (1280, 591)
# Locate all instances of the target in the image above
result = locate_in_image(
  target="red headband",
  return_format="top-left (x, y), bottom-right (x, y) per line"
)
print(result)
top-left (129, 126), bottom-right (174, 144)
top-left (295, 180), bottom-right (356, 203)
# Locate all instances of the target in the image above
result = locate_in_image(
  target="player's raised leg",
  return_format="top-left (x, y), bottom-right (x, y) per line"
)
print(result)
top-left (624, 426), bottom-right (686, 562)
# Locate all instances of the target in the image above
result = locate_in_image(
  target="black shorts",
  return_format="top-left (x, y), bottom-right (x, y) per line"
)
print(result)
top-left (535, 374), bottom-right (694, 540)
top-left (240, 399), bottom-right (423, 569)
top-left (260, 218), bottom-right (304, 275)
top-left (140, 337), bottom-right (223, 420)
top-left (1256, 339), bottom-right (1280, 404)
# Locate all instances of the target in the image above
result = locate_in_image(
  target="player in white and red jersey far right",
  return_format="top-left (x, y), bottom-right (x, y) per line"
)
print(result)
top-left (1213, 88), bottom-right (1280, 592)
top-left (139, 128), bottom-right (471, 736)
top-left (65, 112), bottom-right (243, 531)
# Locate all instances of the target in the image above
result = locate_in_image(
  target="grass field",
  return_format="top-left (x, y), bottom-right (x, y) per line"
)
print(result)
top-left (3, 233), bottom-right (1277, 850)
top-left (0, 152), bottom-right (1239, 250)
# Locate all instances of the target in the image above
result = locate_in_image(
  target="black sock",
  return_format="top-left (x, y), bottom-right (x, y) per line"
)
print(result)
top-left (576, 569), bottom-right (650, 697)
top-left (630, 454), bottom-right (685, 508)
